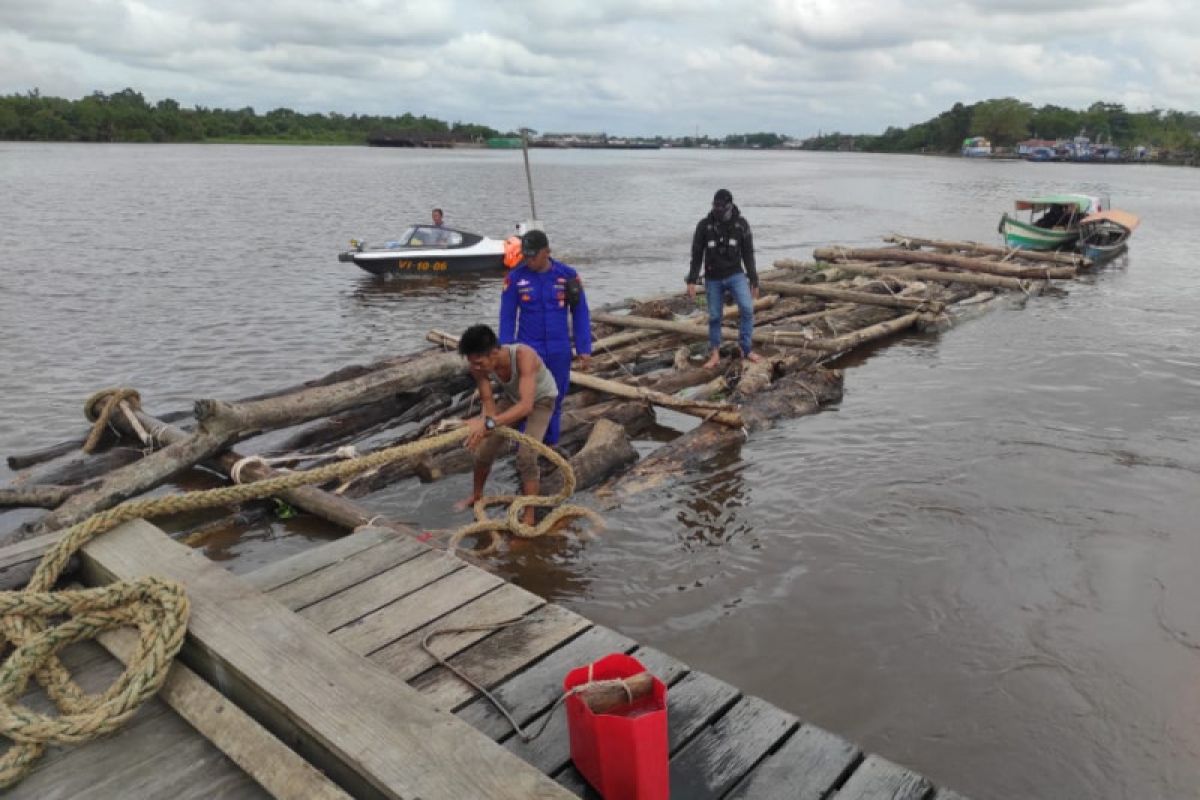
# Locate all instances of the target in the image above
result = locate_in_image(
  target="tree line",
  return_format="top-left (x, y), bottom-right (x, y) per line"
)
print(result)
top-left (803, 98), bottom-right (1200, 155)
top-left (0, 88), bottom-right (501, 144)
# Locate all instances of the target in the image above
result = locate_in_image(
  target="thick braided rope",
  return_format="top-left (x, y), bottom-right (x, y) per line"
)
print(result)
top-left (0, 421), bottom-right (595, 787)
top-left (81, 388), bottom-right (142, 453)
top-left (447, 427), bottom-right (604, 556)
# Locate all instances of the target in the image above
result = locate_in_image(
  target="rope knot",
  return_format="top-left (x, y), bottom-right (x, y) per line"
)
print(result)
top-left (81, 388), bottom-right (142, 453)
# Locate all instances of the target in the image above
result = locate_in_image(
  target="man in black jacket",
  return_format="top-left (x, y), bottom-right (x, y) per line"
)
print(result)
top-left (686, 188), bottom-right (760, 368)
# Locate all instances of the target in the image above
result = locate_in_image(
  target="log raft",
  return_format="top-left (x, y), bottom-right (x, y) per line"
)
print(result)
top-left (4, 232), bottom-right (1093, 550)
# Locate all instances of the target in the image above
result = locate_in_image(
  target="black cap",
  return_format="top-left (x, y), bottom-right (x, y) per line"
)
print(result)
top-left (521, 229), bottom-right (549, 256)
top-left (713, 188), bottom-right (733, 205)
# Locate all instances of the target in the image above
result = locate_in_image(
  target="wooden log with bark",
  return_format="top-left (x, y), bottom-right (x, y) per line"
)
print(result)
top-left (542, 419), bottom-right (638, 495)
top-left (814, 247), bottom-right (1076, 280)
top-left (826, 261), bottom-right (1039, 292)
top-left (590, 310), bottom-right (840, 351)
top-left (0, 485), bottom-right (81, 510)
top-left (883, 234), bottom-right (1090, 267)
top-left (757, 280), bottom-right (943, 312)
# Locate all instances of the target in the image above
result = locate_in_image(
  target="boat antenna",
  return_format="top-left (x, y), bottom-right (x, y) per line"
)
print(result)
top-left (520, 128), bottom-right (538, 221)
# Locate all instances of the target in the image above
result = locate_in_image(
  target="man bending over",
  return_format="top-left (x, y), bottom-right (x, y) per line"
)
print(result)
top-left (455, 323), bottom-right (560, 525)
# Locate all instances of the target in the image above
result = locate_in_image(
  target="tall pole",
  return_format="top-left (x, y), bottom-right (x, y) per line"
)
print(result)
top-left (521, 129), bottom-right (537, 221)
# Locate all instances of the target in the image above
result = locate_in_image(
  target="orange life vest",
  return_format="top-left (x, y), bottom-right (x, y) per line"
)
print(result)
top-left (503, 236), bottom-right (522, 269)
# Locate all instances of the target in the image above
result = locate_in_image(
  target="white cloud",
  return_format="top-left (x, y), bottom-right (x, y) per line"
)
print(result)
top-left (1, 0), bottom-right (1198, 136)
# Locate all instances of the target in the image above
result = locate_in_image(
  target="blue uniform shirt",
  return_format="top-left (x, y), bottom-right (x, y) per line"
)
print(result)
top-left (499, 258), bottom-right (591, 356)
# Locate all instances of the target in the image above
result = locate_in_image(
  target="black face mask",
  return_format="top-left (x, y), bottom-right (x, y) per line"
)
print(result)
top-left (713, 203), bottom-right (733, 222)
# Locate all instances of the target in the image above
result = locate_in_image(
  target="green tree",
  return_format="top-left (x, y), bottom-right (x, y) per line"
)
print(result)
top-left (969, 98), bottom-right (1032, 146)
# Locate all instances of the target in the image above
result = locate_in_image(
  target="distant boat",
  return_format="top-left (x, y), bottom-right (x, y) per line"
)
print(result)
top-left (337, 225), bottom-right (506, 275)
top-left (962, 136), bottom-right (992, 157)
top-left (1077, 210), bottom-right (1139, 263)
top-left (1027, 146), bottom-right (1056, 162)
top-left (998, 194), bottom-right (1102, 250)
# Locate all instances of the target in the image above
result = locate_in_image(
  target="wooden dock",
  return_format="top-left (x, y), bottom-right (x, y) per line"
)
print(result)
top-left (2, 519), bottom-right (968, 799)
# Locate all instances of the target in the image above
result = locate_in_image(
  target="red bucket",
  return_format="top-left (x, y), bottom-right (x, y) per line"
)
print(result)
top-left (564, 653), bottom-right (669, 800)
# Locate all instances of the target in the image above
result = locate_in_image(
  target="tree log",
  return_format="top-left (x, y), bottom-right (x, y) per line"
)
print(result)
top-left (814, 247), bottom-right (1076, 280)
top-left (543, 419), bottom-right (638, 495)
top-left (590, 310), bottom-right (838, 351)
top-left (757, 280), bottom-right (943, 312)
top-left (883, 234), bottom-right (1090, 267)
top-left (606, 367), bottom-right (844, 497)
top-left (828, 261), bottom-right (1039, 292)
top-left (0, 485), bottom-right (81, 509)
top-left (18, 350), bottom-right (459, 537)
top-left (568, 372), bottom-right (742, 427)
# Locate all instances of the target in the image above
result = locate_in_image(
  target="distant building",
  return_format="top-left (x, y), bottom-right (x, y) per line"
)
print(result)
top-left (1016, 138), bottom-right (1057, 155)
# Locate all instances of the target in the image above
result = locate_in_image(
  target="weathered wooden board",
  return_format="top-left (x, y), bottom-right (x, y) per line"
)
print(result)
top-left (834, 754), bottom-right (934, 800)
top-left (503, 645), bottom-right (689, 775)
top-left (243, 525), bottom-right (406, 593)
top-left (77, 520), bottom-right (574, 800)
top-left (264, 535), bottom-right (430, 612)
top-left (99, 627), bottom-right (351, 800)
top-left (296, 549), bottom-right (464, 632)
top-left (455, 625), bottom-right (637, 739)
top-left (411, 603), bottom-right (592, 712)
top-left (724, 723), bottom-right (861, 800)
top-left (332, 565), bottom-right (505, 655)
top-left (667, 695), bottom-right (797, 799)
top-left (0, 528), bottom-right (68, 590)
top-left (369, 582), bottom-right (545, 680)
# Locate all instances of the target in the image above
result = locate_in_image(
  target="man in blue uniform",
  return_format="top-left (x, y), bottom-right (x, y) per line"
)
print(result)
top-left (499, 229), bottom-right (591, 444)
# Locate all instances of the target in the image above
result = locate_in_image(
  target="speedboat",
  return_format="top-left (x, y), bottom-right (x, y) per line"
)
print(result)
top-left (338, 225), bottom-right (506, 275)
top-left (998, 194), bottom-right (1103, 251)
top-left (1077, 210), bottom-right (1139, 264)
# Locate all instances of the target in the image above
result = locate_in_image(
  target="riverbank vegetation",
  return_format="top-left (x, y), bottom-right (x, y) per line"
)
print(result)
top-left (0, 88), bottom-right (500, 144)
top-left (803, 98), bottom-right (1200, 156)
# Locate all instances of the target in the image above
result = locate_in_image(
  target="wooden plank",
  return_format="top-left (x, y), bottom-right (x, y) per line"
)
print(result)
top-left (297, 549), bottom-right (464, 632)
top-left (724, 724), bottom-right (861, 800)
top-left (243, 525), bottom-right (401, 592)
top-left (833, 754), bottom-right (933, 800)
top-left (332, 565), bottom-right (504, 655)
top-left (6, 698), bottom-right (268, 800)
top-left (412, 603), bottom-right (592, 712)
top-left (455, 625), bottom-right (637, 740)
top-left (663, 669), bottom-right (742, 752)
top-left (77, 520), bottom-right (574, 800)
top-left (264, 535), bottom-right (430, 611)
top-left (503, 645), bottom-right (690, 775)
top-left (667, 695), bottom-right (797, 799)
top-left (98, 627), bottom-right (352, 800)
top-left (369, 582), bottom-right (545, 680)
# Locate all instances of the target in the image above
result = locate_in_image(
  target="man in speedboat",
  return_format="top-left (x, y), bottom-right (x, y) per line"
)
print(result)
top-left (455, 324), bottom-right (558, 525)
top-left (499, 229), bottom-right (591, 446)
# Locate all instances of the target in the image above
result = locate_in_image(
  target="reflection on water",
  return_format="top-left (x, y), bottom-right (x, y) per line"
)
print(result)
top-left (4, 144), bottom-right (1200, 800)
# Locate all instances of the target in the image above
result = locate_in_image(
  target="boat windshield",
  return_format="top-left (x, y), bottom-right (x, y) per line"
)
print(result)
top-left (406, 226), bottom-right (464, 248)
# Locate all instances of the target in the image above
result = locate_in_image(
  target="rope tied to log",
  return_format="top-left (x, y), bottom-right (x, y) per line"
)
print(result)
top-left (81, 388), bottom-right (142, 453)
top-left (228, 445), bottom-right (361, 484)
top-left (0, 422), bottom-right (598, 788)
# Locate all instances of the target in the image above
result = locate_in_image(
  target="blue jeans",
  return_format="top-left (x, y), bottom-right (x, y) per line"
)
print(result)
top-left (704, 273), bottom-right (754, 355)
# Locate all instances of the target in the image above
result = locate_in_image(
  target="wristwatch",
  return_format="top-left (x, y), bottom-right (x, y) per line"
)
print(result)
top-left (484, 416), bottom-right (496, 431)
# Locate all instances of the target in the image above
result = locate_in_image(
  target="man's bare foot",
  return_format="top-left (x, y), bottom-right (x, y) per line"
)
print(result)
top-left (454, 495), bottom-right (480, 512)
top-left (743, 351), bottom-right (763, 363)
top-left (702, 351), bottom-right (721, 369)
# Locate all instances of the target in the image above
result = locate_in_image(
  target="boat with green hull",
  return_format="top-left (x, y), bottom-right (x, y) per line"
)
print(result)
top-left (998, 194), bottom-right (1102, 250)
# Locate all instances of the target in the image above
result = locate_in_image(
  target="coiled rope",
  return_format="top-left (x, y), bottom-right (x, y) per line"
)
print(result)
top-left (0, 414), bottom-right (598, 788)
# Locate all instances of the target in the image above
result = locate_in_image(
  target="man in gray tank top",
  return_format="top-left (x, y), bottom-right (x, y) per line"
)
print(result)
top-left (455, 324), bottom-right (558, 526)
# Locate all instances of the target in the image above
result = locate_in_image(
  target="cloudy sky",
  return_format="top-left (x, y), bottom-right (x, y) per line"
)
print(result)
top-left (1, 0), bottom-right (1197, 137)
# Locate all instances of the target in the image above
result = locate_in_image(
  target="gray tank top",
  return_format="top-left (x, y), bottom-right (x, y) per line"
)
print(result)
top-left (490, 344), bottom-right (559, 404)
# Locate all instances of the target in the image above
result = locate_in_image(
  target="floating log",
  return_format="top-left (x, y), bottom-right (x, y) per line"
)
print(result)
top-left (543, 419), bottom-right (638, 495)
top-left (757, 280), bottom-right (942, 312)
top-left (608, 366), bottom-right (844, 497)
top-left (827, 261), bottom-right (1037, 292)
top-left (0, 485), bottom-right (80, 509)
top-left (817, 311), bottom-right (925, 354)
top-left (568, 372), bottom-right (742, 428)
top-left (883, 234), bottom-right (1090, 267)
top-left (813, 247), bottom-right (1075, 280)
top-left (590, 310), bottom-right (837, 351)
top-left (19, 351), bottom-right (459, 537)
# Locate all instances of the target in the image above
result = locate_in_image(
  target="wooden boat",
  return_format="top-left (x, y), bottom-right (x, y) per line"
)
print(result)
top-left (338, 225), bottom-right (505, 275)
top-left (998, 194), bottom-right (1102, 250)
top-left (1077, 209), bottom-right (1139, 263)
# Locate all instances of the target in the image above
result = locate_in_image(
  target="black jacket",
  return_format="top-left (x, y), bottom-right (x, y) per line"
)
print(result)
top-left (687, 205), bottom-right (757, 287)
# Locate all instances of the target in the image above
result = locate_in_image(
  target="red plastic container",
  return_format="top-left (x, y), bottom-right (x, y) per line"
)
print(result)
top-left (564, 653), bottom-right (669, 800)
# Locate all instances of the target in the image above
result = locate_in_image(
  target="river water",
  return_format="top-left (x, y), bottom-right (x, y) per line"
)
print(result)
top-left (3, 143), bottom-right (1199, 799)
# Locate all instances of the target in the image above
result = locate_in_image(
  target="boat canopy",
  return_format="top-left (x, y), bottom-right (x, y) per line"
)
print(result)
top-left (1014, 194), bottom-right (1099, 212)
top-left (1080, 209), bottom-right (1140, 230)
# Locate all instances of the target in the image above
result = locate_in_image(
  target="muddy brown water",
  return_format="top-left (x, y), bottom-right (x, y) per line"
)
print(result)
top-left (3, 142), bottom-right (1199, 799)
